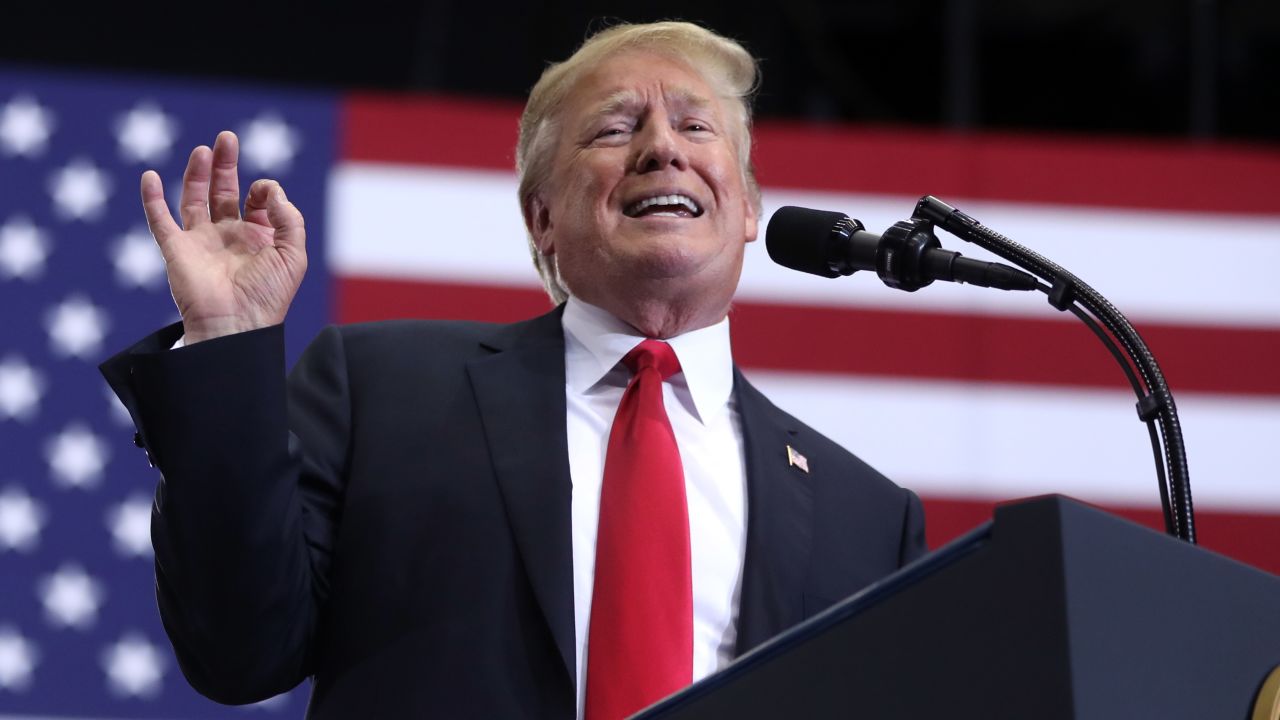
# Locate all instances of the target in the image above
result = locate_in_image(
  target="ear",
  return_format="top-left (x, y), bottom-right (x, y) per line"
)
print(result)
top-left (743, 194), bottom-right (760, 245)
top-left (523, 193), bottom-right (556, 255)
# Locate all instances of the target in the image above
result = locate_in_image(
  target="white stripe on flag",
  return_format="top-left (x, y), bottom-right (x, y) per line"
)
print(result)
top-left (747, 369), bottom-right (1280, 511)
top-left (329, 162), bottom-right (1280, 327)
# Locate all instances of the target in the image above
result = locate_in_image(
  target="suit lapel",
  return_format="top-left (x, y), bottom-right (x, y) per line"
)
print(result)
top-left (733, 369), bottom-right (815, 656)
top-left (467, 307), bottom-right (576, 682)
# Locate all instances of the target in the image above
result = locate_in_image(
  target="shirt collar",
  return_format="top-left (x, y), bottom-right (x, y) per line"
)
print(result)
top-left (562, 296), bottom-right (734, 425)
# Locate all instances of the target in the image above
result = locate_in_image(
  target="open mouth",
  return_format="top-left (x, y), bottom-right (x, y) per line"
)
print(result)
top-left (623, 193), bottom-right (704, 218)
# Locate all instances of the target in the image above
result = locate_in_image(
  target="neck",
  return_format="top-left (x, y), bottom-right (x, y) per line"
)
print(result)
top-left (574, 282), bottom-right (732, 339)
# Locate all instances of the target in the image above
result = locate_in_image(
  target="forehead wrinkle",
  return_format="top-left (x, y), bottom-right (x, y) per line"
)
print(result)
top-left (590, 84), bottom-right (715, 120)
top-left (665, 86), bottom-right (714, 114)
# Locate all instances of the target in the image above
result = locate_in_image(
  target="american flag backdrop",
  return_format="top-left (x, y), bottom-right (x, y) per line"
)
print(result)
top-left (2, 66), bottom-right (1279, 718)
top-left (0, 69), bottom-right (330, 717)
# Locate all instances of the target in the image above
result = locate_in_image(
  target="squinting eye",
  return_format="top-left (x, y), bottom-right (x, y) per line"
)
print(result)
top-left (685, 122), bottom-right (711, 133)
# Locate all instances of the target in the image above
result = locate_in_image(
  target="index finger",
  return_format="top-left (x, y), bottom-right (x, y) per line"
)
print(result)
top-left (140, 170), bottom-right (181, 252)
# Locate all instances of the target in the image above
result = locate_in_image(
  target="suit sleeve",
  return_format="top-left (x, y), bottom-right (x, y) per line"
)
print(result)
top-left (99, 323), bottom-right (350, 705)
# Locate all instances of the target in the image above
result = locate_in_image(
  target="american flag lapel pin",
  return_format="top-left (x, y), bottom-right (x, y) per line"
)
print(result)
top-left (786, 445), bottom-right (809, 473)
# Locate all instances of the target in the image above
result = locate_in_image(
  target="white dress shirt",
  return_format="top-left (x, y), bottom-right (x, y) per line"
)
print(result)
top-left (562, 298), bottom-right (748, 718)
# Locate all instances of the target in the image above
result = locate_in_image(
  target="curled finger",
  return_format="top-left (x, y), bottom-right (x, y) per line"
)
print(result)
top-left (243, 179), bottom-right (275, 223)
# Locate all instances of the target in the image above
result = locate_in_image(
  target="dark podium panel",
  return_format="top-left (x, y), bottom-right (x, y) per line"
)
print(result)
top-left (637, 495), bottom-right (1280, 720)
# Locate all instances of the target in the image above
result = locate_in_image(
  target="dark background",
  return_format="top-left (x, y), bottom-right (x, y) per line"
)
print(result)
top-left (5, 1), bottom-right (1277, 142)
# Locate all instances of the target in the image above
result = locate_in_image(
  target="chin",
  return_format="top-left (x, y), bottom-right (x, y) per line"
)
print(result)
top-left (625, 243), bottom-right (712, 281)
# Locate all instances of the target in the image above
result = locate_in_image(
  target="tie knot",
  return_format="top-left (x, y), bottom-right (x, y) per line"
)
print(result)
top-left (623, 339), bottom-right (681, 381)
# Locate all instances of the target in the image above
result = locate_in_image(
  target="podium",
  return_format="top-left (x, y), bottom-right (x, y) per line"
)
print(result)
top-left (637, 496), bottom-right (1280, 719)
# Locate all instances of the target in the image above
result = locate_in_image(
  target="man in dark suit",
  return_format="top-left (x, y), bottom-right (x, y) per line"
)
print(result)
top-left (102, 21), bottom-right (925, 720)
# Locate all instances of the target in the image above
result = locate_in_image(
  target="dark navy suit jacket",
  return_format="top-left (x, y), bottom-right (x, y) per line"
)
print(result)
top-left (100, 306), bottom-right (925, 719)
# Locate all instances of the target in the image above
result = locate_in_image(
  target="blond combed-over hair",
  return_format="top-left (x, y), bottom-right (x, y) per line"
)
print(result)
top-left (515, 21), bottom-right (762, 304)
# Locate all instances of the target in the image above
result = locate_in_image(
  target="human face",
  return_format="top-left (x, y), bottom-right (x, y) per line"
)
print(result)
top-left (526, 50), bottom-right (759, 329)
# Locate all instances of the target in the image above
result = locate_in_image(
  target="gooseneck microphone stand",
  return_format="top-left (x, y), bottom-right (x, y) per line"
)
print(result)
top-left (912, 196), bottom-right (1196, 543)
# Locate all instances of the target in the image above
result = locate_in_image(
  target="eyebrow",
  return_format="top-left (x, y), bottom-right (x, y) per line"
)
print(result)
top-left (591, 87), bottom-right (714, 118)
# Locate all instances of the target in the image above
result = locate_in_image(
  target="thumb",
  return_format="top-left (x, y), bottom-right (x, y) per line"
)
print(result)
top-left (265, 184), bottom-right (306, 256)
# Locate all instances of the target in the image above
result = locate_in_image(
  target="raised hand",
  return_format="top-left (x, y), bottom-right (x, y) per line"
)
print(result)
top-left (142, 131), bottom-right (307, 344)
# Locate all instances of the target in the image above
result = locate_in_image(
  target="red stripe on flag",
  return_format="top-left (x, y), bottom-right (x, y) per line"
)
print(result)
top-left (336, 277), bottom-right (1280, 396)
top-left (341, 96), bottom-right (1280, 214)
top-left (336, 275), bottom-right (550, 326)
top-left (342, 93), bottom-right (521, 171)
top-left (751, 124), bottom-right (1280, 215)
top-left (729, 301), bottom-right (1280, 396)
top-left (922, 496), bottom-right (1280, 576)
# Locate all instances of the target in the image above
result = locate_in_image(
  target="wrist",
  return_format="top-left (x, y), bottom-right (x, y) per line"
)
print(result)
top-left (182, 316), bottom-right (278, 345)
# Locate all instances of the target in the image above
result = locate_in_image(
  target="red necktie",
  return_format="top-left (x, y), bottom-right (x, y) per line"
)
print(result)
top-left (585, 339), bottom-right (693, 720)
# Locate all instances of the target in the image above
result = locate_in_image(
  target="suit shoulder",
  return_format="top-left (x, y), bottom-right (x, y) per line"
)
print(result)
top-left (303, 309), bottom-right (564, 380)
top-left (335, 318), bottom-right (502, 346)
top-left (327, 305), bottom-right (565, 352)
top-left (312, 319), bottom-right (501, 379)
top-left (737, 371), bottom-right (904, 495)
top-left (783, 406), bottom-right (894, 486)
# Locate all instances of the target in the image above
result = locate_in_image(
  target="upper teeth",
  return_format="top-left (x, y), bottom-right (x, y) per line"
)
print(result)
top-left (627, 194), bottom-right (701, 216)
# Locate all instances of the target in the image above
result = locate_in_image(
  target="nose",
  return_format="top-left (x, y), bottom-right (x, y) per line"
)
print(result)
top-left (633, 119), bottom-right (687, 174)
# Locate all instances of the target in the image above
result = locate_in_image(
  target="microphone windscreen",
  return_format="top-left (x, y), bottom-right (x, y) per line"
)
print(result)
top-left (766, 206), bottom-right (848, 278)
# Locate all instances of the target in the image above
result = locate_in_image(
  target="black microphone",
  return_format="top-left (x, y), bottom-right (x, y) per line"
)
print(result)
top-left (766, 205), bottom-right (1038, 292)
